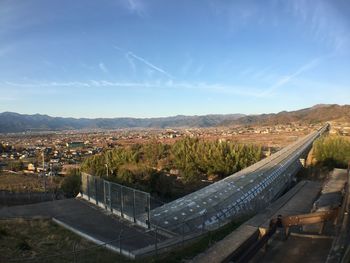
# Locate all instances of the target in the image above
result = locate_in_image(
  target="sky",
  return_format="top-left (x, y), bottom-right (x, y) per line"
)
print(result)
top-left (0, 0), bottom-right (349, 118)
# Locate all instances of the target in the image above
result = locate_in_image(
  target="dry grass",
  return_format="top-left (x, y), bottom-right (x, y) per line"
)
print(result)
top-left (0, 218), bottom-right (246, 263)
top-left (0, 173), bottom-right (62, 192)
top-left (0, 218), bottom-right (129, 263)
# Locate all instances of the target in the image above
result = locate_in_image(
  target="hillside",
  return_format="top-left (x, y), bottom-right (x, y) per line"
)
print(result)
top-left (0, 112), bottom-right (244, 133)
top-left (221, 104), bottom-right (350, 126)
top-left (1, 104), bottom-right (349, 133)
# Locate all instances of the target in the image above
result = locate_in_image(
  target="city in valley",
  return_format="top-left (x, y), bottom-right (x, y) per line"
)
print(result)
top-left (0, 123), bottom-right (325, 176)
top-left (2, 121), bottom-right (349, 177)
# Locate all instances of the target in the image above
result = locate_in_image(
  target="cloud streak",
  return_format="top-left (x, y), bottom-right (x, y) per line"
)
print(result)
top-left (259, 57), bottom-right (322, 97)
top-left (127, 0), bottom-right (145, 16)
top-left (3, 80), bottom-right (260, 97)
top-left (98, 62), bottom-right (109, 73)
top-left (287, 0), bottom-right (350, 52)
top-left (126, 52), bottom-right (173, 79)
top-left (114, 45), bottom-right (173, 79)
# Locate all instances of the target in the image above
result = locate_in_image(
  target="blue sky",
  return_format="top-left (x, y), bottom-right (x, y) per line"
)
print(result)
top-left (0, 0), bottom-right (349, 118)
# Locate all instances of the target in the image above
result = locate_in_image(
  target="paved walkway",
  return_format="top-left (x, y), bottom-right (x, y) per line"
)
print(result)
top-left (0, 198), bottom-right (166, 253)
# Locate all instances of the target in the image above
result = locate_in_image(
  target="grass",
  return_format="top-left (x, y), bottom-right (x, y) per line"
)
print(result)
top-left (0, 217), bottom-right (247, 263)
top-left (0, 219), bottom-right (131, 263)
top-left (0, 173), bottom-right (62, 192)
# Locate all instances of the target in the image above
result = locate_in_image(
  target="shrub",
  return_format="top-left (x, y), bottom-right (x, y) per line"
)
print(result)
top-left (60, 171), bottom-right (81, 198)
top-left (313, 135), bottom-right (350, 168)
top-left (16, 239), bottom-right (31, 251)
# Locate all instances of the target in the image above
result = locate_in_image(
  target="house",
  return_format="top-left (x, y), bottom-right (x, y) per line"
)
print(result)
top-left (27, 163), bottom-right (35, 171)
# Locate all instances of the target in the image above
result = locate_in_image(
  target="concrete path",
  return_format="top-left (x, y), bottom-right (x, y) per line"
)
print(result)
top-left (0, 198), bottom-right (166, 253)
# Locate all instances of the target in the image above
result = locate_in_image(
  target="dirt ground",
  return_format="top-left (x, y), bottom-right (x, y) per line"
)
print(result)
top-left (0, 173), bottom-right (61, 192)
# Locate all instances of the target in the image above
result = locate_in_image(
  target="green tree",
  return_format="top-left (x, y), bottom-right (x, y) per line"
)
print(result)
top-left (81, 137), bottom-right (262, 190)
top-left (60, 168), bottom-right (81, 198)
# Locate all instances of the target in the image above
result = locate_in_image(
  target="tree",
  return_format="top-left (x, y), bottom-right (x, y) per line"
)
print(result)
top-left (8, 160), bottom-right (24, 172)
top-left (60, 169), bottom-right (81, 198)
top-left (81, 137), bottom-right (262, 191)
top-left (149, 170), bottom-right (173, 198)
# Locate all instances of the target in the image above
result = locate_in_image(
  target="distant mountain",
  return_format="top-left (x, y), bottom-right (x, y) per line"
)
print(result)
top-left (0, 112), bottom-right (245, 133)
top-left (1, 104), bottom-right (349, 133)
top-left (220, 104), bottom-right (350, 126)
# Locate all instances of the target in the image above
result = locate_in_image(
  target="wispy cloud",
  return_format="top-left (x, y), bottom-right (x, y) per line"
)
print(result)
top-left (122, 0), bottom-right (147, 17)
top-left (125, 53), bottom-right (136, 73)
top-left (114, 45), bottom-right (173, 79)
top-left (209, 0), bottom-right (259, 32)
top-left (98, 62), bottom-right (109, 73)
top-left (0, 46), bottom-right (13, 57)
top-left (126, 52), bottom-right (173, 79)
top-left (180, 57), bottom-right (193, 75)
top-left (3, 80), bottom-right (260, 97)
top-left (194, 64), bottom-right (204, 76)
top-left (259, 57), bottom-right (322, 97)
top-left (0, 96), bottom-right (17, 101)
top-left (286, 0), bottom-right (350, 52)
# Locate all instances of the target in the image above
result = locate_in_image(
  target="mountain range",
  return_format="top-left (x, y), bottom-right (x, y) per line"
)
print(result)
top-left (224, 104), bottom-right (350, 126)
top-left (0, 112), bottom-right (244, 133)
top-left (0, 104), bottom-right (349, 133)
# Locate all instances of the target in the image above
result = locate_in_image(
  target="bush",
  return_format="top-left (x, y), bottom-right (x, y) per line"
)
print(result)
top-left (313, 135), bottom-right (350, 168)
top-left (60, 170), bottom-right (81, 198)
top-left (16, 239), bottom-right (31, 251)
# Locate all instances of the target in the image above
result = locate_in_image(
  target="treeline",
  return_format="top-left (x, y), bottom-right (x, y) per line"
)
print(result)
top-left (81, 138), bottom-right (262, 198)
top-left (313, 135), bottom-right (350, 168)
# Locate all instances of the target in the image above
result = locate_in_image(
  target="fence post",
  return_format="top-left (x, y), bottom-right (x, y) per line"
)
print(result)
top-left (182, 220), bottom-right (185, 247)
top-left (155, 226), bottom-right (158, 257)
top-left (121, 186), bottom-right (124, 218)
top-left (119, 228), bottom-right (123, 255)
top-left (133, 190), bottom-right (136, 223)
top-left (202, 213), bottom-right (205, 233)
top-left (109, 182), bottom-right (112, 212)
top-left (87, 175), bottom-right (90, 201)
top-left (102, 179), bottom-right (105, 206)
top-left (147, 194), bottom-right (151, 228)
top-left (73, 242), bottom-right (78, 263)
top-left (104, 180), bottom-right (107, 209)
top-left (95, 178), bottom-right (98, 205)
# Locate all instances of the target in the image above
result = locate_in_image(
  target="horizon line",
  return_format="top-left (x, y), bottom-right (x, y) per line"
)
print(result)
top-left (0, 103), bottom-right (344, 120)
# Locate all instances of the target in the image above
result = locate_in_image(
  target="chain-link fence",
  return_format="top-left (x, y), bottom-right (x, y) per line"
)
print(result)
top-left (81, 173), bottom-right (151, 227)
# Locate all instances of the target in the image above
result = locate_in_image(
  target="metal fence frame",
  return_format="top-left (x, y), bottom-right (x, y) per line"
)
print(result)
top-left (81, 173), bottom-right (151, 228)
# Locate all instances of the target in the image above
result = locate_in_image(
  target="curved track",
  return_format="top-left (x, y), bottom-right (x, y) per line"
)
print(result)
top-left (150, 125), bottom-right (328, 234)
